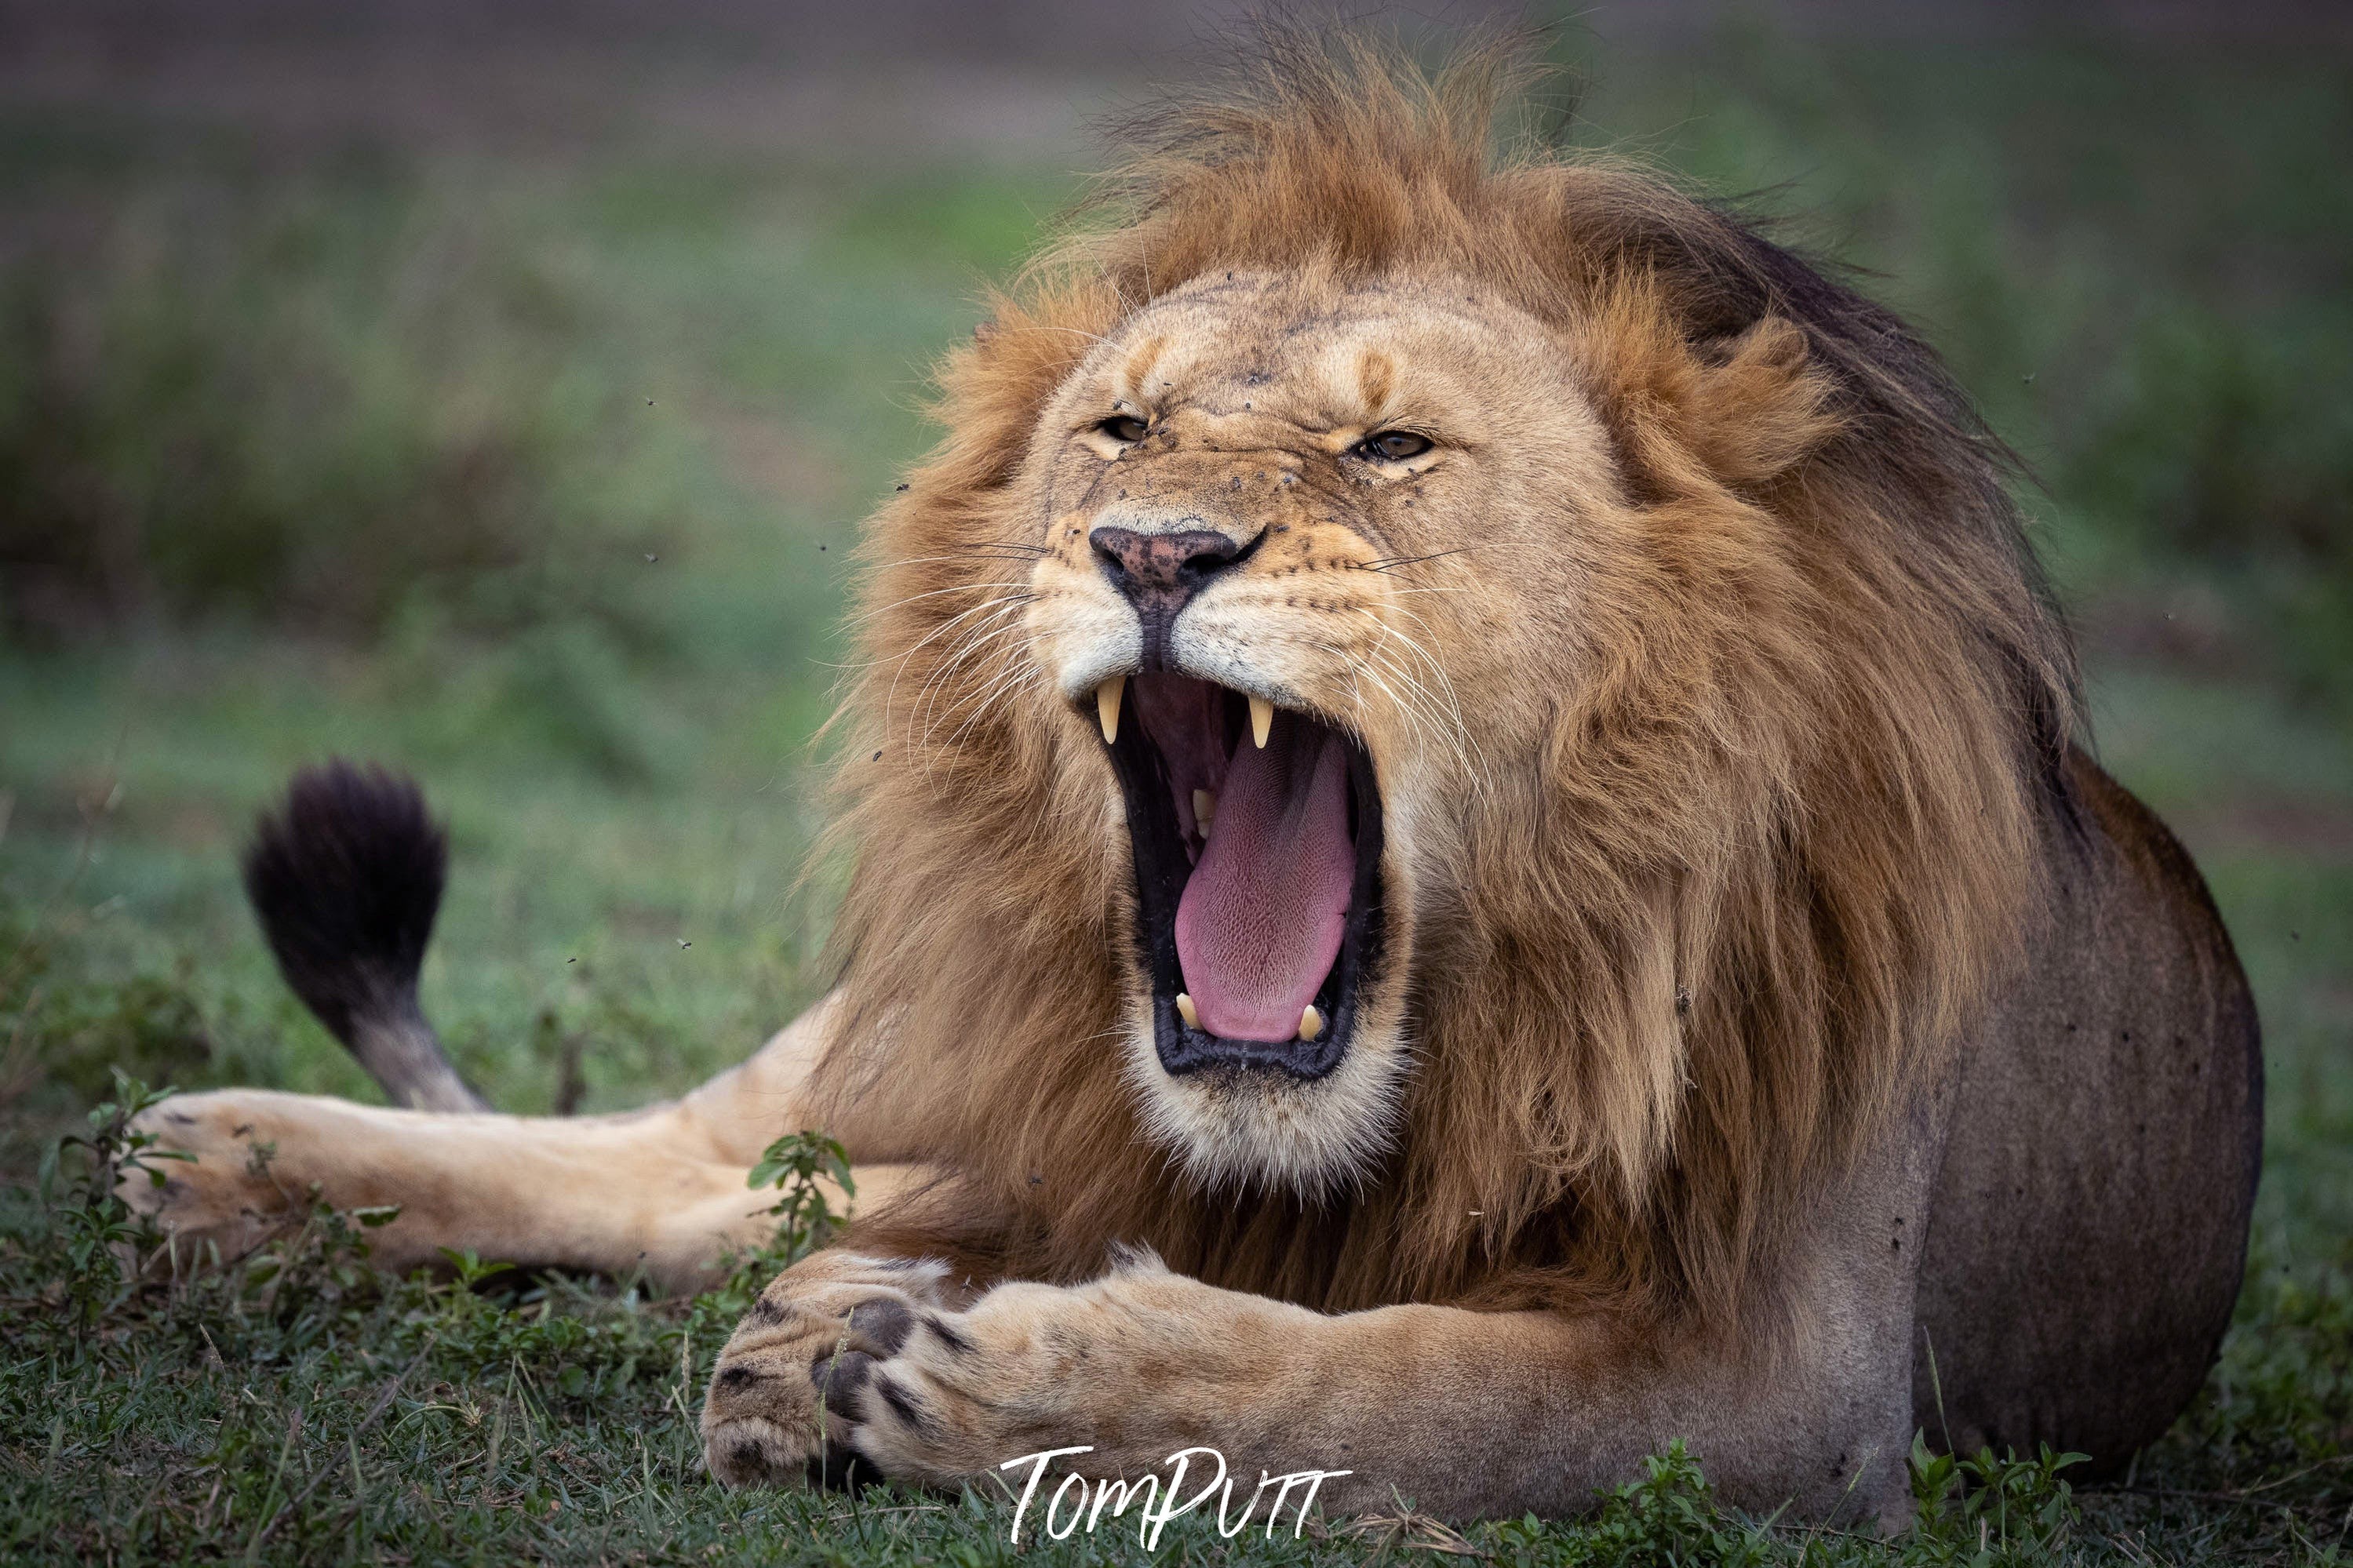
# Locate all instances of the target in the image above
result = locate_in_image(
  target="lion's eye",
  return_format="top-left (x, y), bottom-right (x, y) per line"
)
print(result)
top-left (1098, 414), bottom-right (1149, 445)
top-left (1353, 431), bottom-right (1433, 463)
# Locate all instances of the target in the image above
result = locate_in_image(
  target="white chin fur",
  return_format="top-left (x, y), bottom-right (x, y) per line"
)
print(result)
top-left (1119, 999), bottom-right (1411, 1199)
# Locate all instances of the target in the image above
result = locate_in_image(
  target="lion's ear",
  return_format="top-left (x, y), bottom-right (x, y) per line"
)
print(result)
top-left (1583, 296), bottom-right (1842, 500)
top-left (1681, 317), bottom-right (1841, 489)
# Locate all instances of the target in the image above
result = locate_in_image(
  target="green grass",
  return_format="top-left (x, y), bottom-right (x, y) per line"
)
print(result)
top-left (2, 23), bottom-right (2349, 1566)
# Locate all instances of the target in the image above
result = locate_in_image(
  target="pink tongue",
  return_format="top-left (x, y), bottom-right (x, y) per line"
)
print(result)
top-left (1175, 725), bottom-right (1353, 1042)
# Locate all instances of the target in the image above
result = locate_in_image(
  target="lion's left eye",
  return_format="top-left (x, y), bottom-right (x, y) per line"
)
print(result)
top-left (1353, 431), bottom-right (1433, 463)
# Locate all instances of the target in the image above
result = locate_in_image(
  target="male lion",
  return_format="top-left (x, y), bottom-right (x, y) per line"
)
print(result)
top-left (129, 38), bottom-right (2259, 1527)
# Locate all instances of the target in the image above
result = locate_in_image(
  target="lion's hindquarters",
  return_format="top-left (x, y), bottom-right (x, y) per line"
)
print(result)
top-left (1914, 757), bottom-right (2260, 1468)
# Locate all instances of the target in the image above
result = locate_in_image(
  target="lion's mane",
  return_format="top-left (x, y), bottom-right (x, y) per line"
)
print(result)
top-left (805, 32), bottom-right (2079, 1330)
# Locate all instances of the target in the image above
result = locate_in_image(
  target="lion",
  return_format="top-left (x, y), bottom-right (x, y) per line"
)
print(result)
top-left (126, 35), bottom-right (2260, 1528)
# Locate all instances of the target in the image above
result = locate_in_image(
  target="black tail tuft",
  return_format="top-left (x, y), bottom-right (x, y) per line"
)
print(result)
top-left (243, 761), bottom-right (446, 1041)
top-left (243, 762), bottom-right (486, 1111)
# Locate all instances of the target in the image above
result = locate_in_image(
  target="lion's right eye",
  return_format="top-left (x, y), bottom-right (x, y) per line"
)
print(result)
top-left (1097, 414), bottom-right (1149, 445)
top-left (1353, 430), bottom-right (1434, 463)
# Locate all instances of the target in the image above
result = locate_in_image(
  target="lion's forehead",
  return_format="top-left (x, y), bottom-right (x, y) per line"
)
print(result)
top-left (1089, 271), bottom-right (1561, 412)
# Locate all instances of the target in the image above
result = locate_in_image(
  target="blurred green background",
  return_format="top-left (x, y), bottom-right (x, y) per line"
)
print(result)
top-left (0, 0), bottom-right (2347, 1551)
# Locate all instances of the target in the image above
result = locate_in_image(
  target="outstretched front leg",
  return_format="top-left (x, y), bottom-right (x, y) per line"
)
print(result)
top-left (701, 1111), bottom-right (1940, 1525)
top-left (702, 1249), bottom-right (1914, 1524)
top-left (122, 763), bottom-right (923, 1291)
top-left (124, 1053), bottom-right (917, 1293)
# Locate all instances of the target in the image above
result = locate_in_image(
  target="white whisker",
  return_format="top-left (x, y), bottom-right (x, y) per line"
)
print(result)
top-left (881, 593), bottom-right (1036, 733)
top-left (907, 614), bottom-right (1036, 748)
top-left (847, 580), bottom-right (1034, 628)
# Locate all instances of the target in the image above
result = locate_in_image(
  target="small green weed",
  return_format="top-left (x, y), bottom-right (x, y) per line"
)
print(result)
top-left (34, 1069), bottom-right (191, 1326)
top-left (695, 1128), bottom-right (857, 1326)
top-left (1489, 1443), bottom-right (1781, 1568)
top-left (1908, 1437), bottom-right (2087, 1566)
top-left (748, 1128), bottom-right (854, 1246)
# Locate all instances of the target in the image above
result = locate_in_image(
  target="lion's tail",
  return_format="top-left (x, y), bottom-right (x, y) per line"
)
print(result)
top-left (242, 761), bottom-right (489, 1113)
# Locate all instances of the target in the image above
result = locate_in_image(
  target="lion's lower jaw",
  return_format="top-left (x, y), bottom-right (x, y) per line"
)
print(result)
top-left (1120, 1017), bottom-right (1411, 1198)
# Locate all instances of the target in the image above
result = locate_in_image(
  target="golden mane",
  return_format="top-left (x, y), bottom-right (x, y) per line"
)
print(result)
top-left (806, 31), bottom-right (2081, 1330)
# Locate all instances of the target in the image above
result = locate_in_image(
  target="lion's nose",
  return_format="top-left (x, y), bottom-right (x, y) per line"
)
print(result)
top-left (1089, 526), bottom-right (1246, 620)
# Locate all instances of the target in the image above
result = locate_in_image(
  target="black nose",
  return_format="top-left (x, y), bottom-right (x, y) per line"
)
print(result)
top-left (1089, 526), bottom-right (1245, 621)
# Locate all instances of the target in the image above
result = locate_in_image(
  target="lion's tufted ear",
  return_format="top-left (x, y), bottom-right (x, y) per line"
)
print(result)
top-left (1582, 292), bottom-right (1843, 500)
top-left (1679, 317), bottom-right (1842, 489)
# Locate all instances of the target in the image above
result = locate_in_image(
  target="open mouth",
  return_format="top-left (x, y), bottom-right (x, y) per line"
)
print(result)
top-left (1096, 672), bottom-right (1383, 1080)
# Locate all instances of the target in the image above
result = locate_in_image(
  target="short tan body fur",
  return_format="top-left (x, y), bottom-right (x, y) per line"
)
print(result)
top-left (131, 38), bottom-right (2258, 1526)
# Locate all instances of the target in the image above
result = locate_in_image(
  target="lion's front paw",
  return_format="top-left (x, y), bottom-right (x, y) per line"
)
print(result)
top-left (700, 1250), bottom-right (967, 1489)
top-left (120, 1090), bottom-right (315, 1268)
top-left (703, 1254), bottom-right (1207, 1493)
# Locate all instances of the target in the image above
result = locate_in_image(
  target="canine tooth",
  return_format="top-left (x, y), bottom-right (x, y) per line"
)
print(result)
top-left (1176, 992), bottom-right (1200, 1030)
top-left (1249, 695), bottom-right (1274, 748)
top-left (1192, 788), bottom-right (1217, 829)
top-left (1298, 1005), bottom-right (1324, 1042)
top-left (1096, 675), bottom-right (1126, 744)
